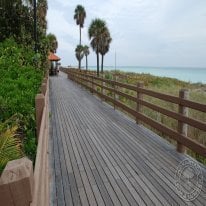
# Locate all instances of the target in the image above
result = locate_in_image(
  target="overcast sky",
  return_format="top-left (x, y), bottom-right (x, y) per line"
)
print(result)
top-left (47, 0), bottom-right (206, 68)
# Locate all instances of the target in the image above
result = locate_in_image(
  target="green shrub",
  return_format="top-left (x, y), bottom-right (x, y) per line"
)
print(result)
top-left (0, 39), bottom-right (43, 161)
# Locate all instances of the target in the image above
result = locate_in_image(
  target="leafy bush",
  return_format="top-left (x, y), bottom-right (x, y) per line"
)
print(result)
top-left (0, 39), bottom-right (43, 162)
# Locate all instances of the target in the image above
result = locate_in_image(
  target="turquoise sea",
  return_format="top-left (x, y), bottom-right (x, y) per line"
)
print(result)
top-left (89, 66), bottom-right (206, 84)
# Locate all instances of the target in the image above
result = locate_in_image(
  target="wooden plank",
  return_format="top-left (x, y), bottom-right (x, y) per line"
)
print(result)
top-left (68, 99), bottom-right (152, 204)
top-left (49, 72), bottom-right (206, 206)
top-left (55, 92), bottom-right (89, 205)
top-left (55, 100), bottom-right (75, 206)
top-left (80, 171), bottom-right (97, 206)
top-left (99, 104), bottom-right (206, 204)
top-left (50, 94), bottom-right (65, 206)
top-left (73, 71), bottom-right (206, 198)
top-left (114, 113), bottom-right (206, 198)
top-left (67, 78), bottom-right (179, 204)
top-left (68, 85), bottom-right (191, 204)
top-left (62, 88), bottom-right (133, 206)
top-left (57, 93), bottom-right (107, 205)
top-left (51, 81), bottom-right (82, 206)
top-left (79, 106), bottom-right (177, 204)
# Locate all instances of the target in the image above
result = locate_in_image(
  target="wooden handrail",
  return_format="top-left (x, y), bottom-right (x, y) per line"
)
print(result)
top-left (69, 69), bottom-right (206, 112)
top-left (67, 69), bottom-right (206, 157)
top-left (77, 73), bottom-right (206, 131)
top-left (32, 77), bottom-right (49, 206)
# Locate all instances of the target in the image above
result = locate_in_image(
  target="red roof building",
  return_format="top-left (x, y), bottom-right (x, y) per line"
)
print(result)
top-left (48, 52), bottom-right (61, 61)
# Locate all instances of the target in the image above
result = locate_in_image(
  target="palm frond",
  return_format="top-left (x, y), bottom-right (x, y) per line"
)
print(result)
top-left (74, 4), bottom-right (86, 27)
top-left (0, 123), bottom-right (23, 173)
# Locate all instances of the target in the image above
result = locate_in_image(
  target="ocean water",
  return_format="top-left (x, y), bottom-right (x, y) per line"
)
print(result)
top-left (89, 66), bottom-right (206, 84)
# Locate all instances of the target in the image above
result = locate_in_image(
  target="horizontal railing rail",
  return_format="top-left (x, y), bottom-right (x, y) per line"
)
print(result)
top-left (66, 68), bottom-right (206, 157)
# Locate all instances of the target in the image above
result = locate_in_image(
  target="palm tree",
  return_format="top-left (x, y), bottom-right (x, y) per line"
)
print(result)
top-left (83, 45), bottom-right (90, 70)
top-left (88, 18), bottom-right (107, 76)
top-left (47, 33), bottom-right (58, 53)
top-left (74, 5), bottom-right (86, 45)
top-left (75, 45), bottom-right (84, 69)
top-left (99, 29), bottom-right (112, 73)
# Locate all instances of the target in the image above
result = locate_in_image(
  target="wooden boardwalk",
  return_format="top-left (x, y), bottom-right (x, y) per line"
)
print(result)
top-left (49, 72), bottom-right (206, 206)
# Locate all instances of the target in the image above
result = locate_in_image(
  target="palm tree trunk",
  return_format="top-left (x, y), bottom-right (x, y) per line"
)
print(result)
top-left (101, 54), bottom-right (104, 74)
top-left (79, 59), bottom-right (81, 69)
top-left (96, 52), bottom-right (99, 76)
top-left (79, 25), bottom-right (81, 45)
top-left (86, 55), bottom-right (88, 70)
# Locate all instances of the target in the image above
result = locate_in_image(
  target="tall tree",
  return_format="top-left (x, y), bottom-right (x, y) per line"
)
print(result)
top-left (88, 18), bottom-right (107, 76)
top-left (47, 33), bottom-right (58, 53)
top-left (37, 0), bottom-right (48, 35)
top-left (74, 5), bottom-right (86, 45)
top-left (0, 0), bottom-right (33, 44)
top-left (0, 0), bottom-right (58, 69)
top-left (99, 29), bottom-right (112, 73)
top-left (75, 45), bottom-right (84, 69)
top-left (83, 45), bottom-right (90, 70)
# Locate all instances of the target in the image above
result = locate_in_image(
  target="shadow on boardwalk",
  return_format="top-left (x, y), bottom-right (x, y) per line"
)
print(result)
top-left (49, 72), bottom-right (206, 206)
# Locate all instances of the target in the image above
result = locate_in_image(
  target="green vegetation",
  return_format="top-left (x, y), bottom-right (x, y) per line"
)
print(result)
top-left (103, 70), bottom-right (206, 164)
top-left (0, 39), bottom-right (43, 163)
top-left (99, 28), bottom-right (112, 73)
top-left (0, 0), bottom-right (58, 172)
top-left (75, 45), bottom-right (84, 69)
top-left (88, 19), bottom-right (112, 76)
top-left (74, 5), bottom-right (90, 70)
top-left (0, 117), bottom-right (23, 173)
top-left (73, 5), bottom-right (112, 75)
top-left (47, 33), bottom-right (58, 53)
top-left (83, 45), bottom-right (90, 70)
top-left (74, 5), bottom-right (86, 45)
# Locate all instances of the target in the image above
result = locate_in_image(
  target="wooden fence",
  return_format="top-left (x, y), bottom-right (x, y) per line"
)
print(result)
top-left (0, 76), bottom-right (49, 206)
top-left (66, 68), bottom-right (206, 157)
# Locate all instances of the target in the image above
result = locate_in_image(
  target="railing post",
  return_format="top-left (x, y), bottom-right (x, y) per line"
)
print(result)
top-left (80, 71), bottom-right (82, 87)
top-left (42, 77), bottom-right (47, 85)
top-left (0, 158), bottom-right (33, 206)
top-left (136, 81), bottom-right (144, 124)
top-left (35, 93), bottom-right (45, 139)
top-left (92, 75), bottom-right (94, 94)
top-left (101, 73), bottom-right (104, 101)
top-left (177, 89), bottom-right (189, 153)
top-left (113, 74), bottom-right (116, 110)
top-left (86, 71), bottom-right (88, 89)
top-left (115, 75), bottom-right (119, 101)
top-left (41, 83), bottom-right (46, 96)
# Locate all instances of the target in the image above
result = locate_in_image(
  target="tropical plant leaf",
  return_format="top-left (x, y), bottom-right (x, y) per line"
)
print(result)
top-left (0, 124), bottom-right (23, 173)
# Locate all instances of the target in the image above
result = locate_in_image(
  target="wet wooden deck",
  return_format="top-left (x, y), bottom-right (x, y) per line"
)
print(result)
top-left (49, 72), bottom-right (206, 206)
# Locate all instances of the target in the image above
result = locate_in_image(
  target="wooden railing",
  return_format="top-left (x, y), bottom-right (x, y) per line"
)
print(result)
top-left (32, 76), bottom-right (49, 206)
top-left (66, 68), bottom-right (206, 157)
top-left (0, 76), bottom-right (49, 206)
